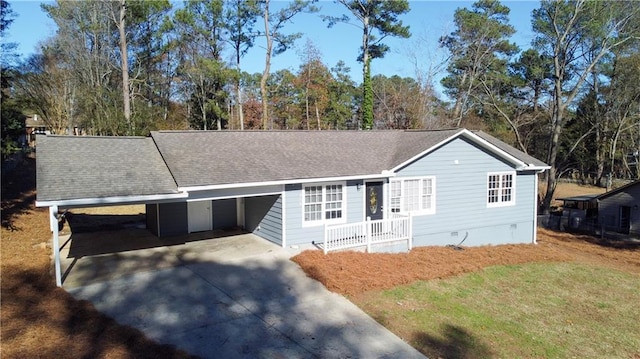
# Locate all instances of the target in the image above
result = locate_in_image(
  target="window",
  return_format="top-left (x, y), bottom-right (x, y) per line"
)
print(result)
top-left (487, 172), bottom-right (515, 207)
top-left (389, 177), bottom-right (435, 215)
top-left (303, 182), bottom-right (345, 225)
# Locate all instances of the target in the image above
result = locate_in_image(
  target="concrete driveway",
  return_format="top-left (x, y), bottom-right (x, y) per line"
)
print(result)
top-left (65, 233), bottom-right (426, 358)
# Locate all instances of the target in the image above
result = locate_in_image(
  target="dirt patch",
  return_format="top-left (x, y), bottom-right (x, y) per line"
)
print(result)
top-left (292, 228), bottom-right (639, 298)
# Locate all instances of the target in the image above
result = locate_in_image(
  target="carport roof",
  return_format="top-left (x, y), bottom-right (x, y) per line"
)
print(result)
top-left (36, 135), bottom-right (180, 203)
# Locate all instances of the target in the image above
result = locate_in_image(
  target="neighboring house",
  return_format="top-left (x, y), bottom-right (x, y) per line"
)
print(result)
top-left (597, 180), bottom-right (640, 236)
top-left (25, 114), bottom-right (48, 148)
top-left (36, 129), bottom-right (549, 286)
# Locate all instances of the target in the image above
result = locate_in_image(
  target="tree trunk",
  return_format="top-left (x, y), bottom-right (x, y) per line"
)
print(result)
top-left (541, 75), bottom-right (565, 214)
top-left (118, 0), bottom-right (131, 134)
top-left (260, 0), bottom-right (271, 130)
top-left (236, 73), bottom-right (244, 130)
top-left (361, 14), bottom-right (373, 130)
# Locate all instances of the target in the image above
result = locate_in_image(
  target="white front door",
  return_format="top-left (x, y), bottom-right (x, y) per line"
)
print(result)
top-left (188, 200), bottom-right (212, 233)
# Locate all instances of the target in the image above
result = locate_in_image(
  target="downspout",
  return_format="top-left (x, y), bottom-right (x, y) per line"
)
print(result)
top-left (49, 205), bottom-right (62, 287)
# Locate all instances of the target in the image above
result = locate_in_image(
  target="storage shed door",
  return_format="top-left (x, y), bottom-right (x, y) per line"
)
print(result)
top-left (188, 201), bottom-right (212, 233)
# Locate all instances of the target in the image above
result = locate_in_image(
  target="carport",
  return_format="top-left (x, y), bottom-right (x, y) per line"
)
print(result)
top-left (36, 135), bottom-right (287, 287)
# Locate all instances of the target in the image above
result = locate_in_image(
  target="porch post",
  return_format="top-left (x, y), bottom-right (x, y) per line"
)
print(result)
top-left (323, 223), bottom-right (328, 255)
top-left (408, 214), bottom-right (413, 251)
top-left (49, 205), bottom-right (62, 287)
top-left (366, 216), bottom-right (371, 253)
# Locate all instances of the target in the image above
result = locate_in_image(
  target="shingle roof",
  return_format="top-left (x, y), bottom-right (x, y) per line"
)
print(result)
top-left (36, 135), bottom-right (179, 202)
top-left (473, 130), bottom-right (548, 168)
top-left (596, 179), bottom-right (640, 200)
top-left (150, 129), bottom-right (463, 187)
top-left (36, 129), bottom-right (549, 203)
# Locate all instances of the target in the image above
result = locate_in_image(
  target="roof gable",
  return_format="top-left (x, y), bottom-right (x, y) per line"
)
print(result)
top-left (597, 180), bottom-right (640, 200)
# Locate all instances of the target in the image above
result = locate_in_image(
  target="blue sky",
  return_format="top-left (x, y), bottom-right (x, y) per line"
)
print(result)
top-left (5, 0), bottom-right (540, 95)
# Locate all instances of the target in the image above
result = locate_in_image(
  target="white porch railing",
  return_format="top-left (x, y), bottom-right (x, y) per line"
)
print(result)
top-left (323, 214), bottom-right (412, 254)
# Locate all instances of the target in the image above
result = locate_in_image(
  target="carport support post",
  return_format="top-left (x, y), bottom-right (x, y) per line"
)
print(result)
top-left (49, 205), bottom-right (62, 287)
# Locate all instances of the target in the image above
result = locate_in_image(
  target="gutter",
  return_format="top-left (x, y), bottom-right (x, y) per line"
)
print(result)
top-left (35, 192), bottom-right (188, 208)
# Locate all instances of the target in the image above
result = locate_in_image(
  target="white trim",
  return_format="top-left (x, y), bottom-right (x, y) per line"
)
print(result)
top-left (36, 192), bottom-right (188, 208)
top-left (178, 173), bottom-right (392, 192)
top-left (281, 189), bottom-right (287, 248)
top-left (186, 191), bottom-right (282, 202)
top-left (302, 181), bottom-right (347, 227)
top-left (389, 176), bottom-right (436, 216)
top-left (49, 206), bottom-right (62, 287)
top-left (487, 171), bottom-right (516, 208)
top-left (533, 175), bottom-right (539, 244)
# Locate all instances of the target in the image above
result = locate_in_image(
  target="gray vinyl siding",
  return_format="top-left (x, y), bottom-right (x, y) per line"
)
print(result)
top-left (397, 137), bottom-right (536, 246)
top-left (212, 198), bottom-right (237, 229)
top-left (598, 183), bottom-right (640, 235)
top-left (284, 180), bottom-right (363, 246)
top-left (245, 195), bottom-right (282, 245)
top-left (157, 202), bottom-right (188, 237)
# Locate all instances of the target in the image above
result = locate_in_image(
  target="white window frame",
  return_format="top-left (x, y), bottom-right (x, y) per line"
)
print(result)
top-left (487, 171), bottom-right (516, 208)
top-left (389, 176), bottom-right (436, 215)
top-left (302, 181), bottom-right (347, 227)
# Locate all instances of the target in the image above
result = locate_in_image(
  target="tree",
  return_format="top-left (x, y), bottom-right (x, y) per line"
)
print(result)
top-left (1, 0), bottom-right (24, 159)
top-left (223, 0), bottom-right (260, 130)
top-left (268, 69), bottom-right (300, 129)
top-left (112, 0), bottom-right (132, 134)
top-left (294, 39), bottom-right (331, 130)
top-left (533, 0), bottom-right (640, 212)
top-left (324, 0), bottom-right (410, 129)
top-left (476, 48), bottom-right (552, 154)
top-left (173, 0), bottom-right (230, 131)
top-left (42, 1), bottom-right (124, 135)
top-left (440, 0), bottom-right (519, 127)
top-left (259, 0), bottom-right (316, 129)
top-left (372, 75), bottom-right (426, 129)
top-left (124, 0), bottom-right (173, 131)
top-left (326, 61), bottom-right (357, 129)
top-left (16, 50), bottom-right (76, 136)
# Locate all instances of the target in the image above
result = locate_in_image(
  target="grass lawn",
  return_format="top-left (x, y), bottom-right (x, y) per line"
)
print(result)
top-left (354, 263), bottom-right (639, 359)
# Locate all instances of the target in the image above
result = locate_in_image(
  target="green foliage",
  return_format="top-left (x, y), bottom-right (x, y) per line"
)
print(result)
top-left (440, 0), bottom-right (519, 124)
top-left (0, 0), bottom-right (23, 159)
top-left (362, 58), bottom-right (373, 129)
top-left (326, 0), bottom-right (411, 129)
top-left (326, 61), bottom-right (357, 129)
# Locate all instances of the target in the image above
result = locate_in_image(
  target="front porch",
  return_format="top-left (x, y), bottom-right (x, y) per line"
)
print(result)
top-left (322, 214), bottom-right (413, 254)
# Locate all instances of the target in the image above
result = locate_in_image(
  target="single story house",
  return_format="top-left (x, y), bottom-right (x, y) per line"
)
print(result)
top-left (36, 129), bottom-right (549, 286)
top-left (597, 180), bottom-right (639, 235)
